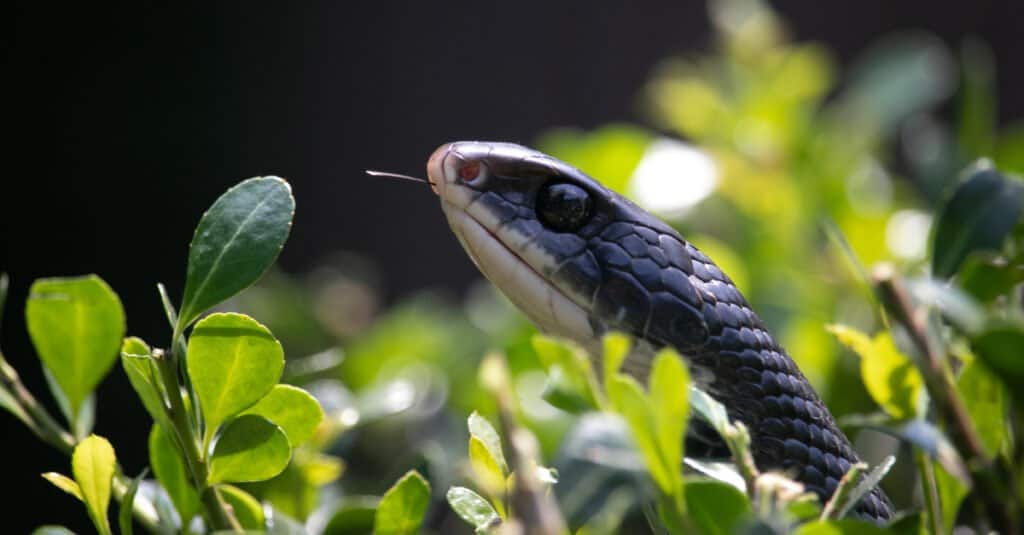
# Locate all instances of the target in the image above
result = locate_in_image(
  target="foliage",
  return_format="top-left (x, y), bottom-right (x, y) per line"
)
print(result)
top-left (3, 0), bottom-right (1024, 533)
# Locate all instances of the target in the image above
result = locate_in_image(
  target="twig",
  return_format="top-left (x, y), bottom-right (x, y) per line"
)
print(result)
top-left (873, 265), bottom-right (1018, 532)
top-left (914, 451), bottom-right (943, 535)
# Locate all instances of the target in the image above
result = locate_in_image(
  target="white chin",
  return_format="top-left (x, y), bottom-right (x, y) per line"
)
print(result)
top-left (441, 201), bottom-right (597, 349)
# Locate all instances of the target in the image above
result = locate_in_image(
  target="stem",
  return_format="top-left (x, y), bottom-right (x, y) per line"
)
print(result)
top-left (914, 452), bottom-right (943, 535)
top-left (873, 266), bottom-right (1019, 533)
top-left (155, 347), bottom-right (242, 532)
top-left (0, 352), bottom-right (161, 532)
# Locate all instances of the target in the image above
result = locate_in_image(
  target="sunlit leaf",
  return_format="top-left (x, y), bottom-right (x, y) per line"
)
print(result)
top-left (30, 527), bottom-right (76, 535)
top-left (242, 384), bottom-right (323, 447)
top-left (956, 357), bottom-right (1007, 456)
top-left (649, 349), bottom-right (689, 491)
top-left (827, 325), bottom-right (924, 419)
top-left (374, 470), bottom-right (431, 535)
top-left (148, 424), bottom-right (199, 523)
top-left (323, 496), bottom-right (379, 535)
top-left (219, 484), bottom-right (266, 530)
top-left (469, 437), bottom-right (506, 495)
top-left (794, 519), bottom-right (892, 535)
top-left (209, 415), bottom-right (291, 484)
top-left (186, 313), bottom-right (284, 448)
top-left (468, 412), bottom-right (507, 474)
top-left (72, 435), bottom-right (117, 535)
top-left (42, 472), bottom-right (83, 501)
top-left (601, 332), bottom-right (632, 392)
top-left (931, 163), bottom-right (1024, 278)
top-left (446, 486), bottom-right (500, 533)
top-left (26, 275), bottom-right (125, 421)
top-left (121, 338), bottom-right (172, 430)
top-left (177, 176), bottom-right (295, 330)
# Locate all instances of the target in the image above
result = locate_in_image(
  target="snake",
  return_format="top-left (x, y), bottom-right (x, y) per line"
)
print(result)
top-left (412, 140), bottom-right (894, 522)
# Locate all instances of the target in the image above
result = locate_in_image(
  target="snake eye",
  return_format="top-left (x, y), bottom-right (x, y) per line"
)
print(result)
top-left (459, 160), bottom-right (482, 182)
top-left (536, 182), bottom-right (593, 232)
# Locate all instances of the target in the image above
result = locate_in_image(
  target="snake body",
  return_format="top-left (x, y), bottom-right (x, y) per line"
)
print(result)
top-left (425, 141), bottom-right (893, 522)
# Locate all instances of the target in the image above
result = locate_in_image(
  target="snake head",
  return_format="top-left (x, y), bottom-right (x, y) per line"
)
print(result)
top-left (428, 141), bottom-right (710, 359)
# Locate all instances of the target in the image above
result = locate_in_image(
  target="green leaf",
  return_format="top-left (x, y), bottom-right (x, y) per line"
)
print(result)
top-left (323, 496), bottom-right (379, 535)
top-left (828, 325), bottom-right (925, 419)
top-left (118, 468), bottom-right (148, 535)
top-left (374, 470), bottom-right (431, 535)
top-left (601, 332), bottom-right (632, 389)
top-left (531, 335), bottom-right (600, 410)
top-left (970, 322), bottom-right (1024, 405)
top-left (649, 349), bottom-right (689, 490)
top-left (42, 366), bottom-right (95, 439)
top-left (934, 463), bottom-right (967, 533)
top-left (186, 312), bottom-right (284, 449)
top-left (242, 384), bottom-right (323, 446)
top-left (956, 357), bottom-right (1007, 456)
top-left (469, 437), bottom-right (506, 495)
top-left (72, 435), bottom-right (117, 535)
top-left (684, 479), bottom-right (751, 535)
top-left (177, 176), bottom-right (295, 330)
top-left (25, 275), bottom-right (125, 420)
top-left (42, 472), bottom-right (83, 501)
top-left (218, 484), bottom-right (266, 530)
top-left (931, 164), bottom-right (1024, 278)
top-left (607, 374), bottom-right (672, 493)
top-left (468, 412), bottom-right (507, 474)
top-left (30, 527), bottom-right (77, 535)
top-left (121, 338), bottom-right (173, 430)
top-left (209, 415), bottom-right (291, 484)
top-left (149, 424), bottom-right (199, 523)
top-left (794, 519), bottom-right (892, 535)
top-left (0, 381), bottom-right (30, 426)
top-left (958, 252), bottom-right (1024, 303)
top-left (832, 456), bottom-right (895, 519)
top-left (446, 486), bottom-right (500, 532)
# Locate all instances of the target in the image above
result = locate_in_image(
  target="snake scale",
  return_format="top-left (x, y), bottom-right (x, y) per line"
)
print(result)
top-left (420, 141), bottom-right (894, 522)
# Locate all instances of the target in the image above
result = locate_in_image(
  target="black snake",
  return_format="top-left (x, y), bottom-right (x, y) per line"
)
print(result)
top-left (420, 141), bottom-right (894, 522)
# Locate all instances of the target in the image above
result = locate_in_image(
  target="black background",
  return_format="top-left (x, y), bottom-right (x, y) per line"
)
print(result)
top-left (2, 2), bottom-right (1021, 531)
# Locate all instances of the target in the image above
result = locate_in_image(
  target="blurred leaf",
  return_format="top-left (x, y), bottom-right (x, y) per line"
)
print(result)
top-left (841, 414), bottom-right (968, 483)
top-left (828, 325), bottom-right (925, 419)
top-left (969, 321), bottom-right (1024, 407)
top-left (905, 277), bottom-right (986, 334)
top-left (684, 479), bottom-right (750, 534)
top-left (374, 470), bottom-right (431, 535)
top-left (607, 374), bottom-right (673, 494)
top-left (0, 383), bottom-right (30, 427)
top-left (956, 356), bottom-right (1007, 456)
top-left (177, 176), bottom-right (295, 331)
top-left (795, 519), bottom-right (893, 534)
top-left (242, 384), bottom-right (323, 447)
top-left (209, 415), bottom-right (291, 484)
top-left (252, 452), bottom-right (344, 521)
top-left (957, 38), bottom-right (996, 159)
top-left (601, 332), bottom-right (632, 392)
top-left (532, 335), bottom-right (601, 410)
top-left (72, 435), bottom-right (116, 535)
top-left (323, 496), bottom-right (379, 535)
top-left (536, 125), bottom-right (652, 195)
top-left (118, 469), bottom-right (147, 535)
top-left (932, 163), bottom-right (1024, 278)
top-left (995, 122), bottom-right (1024, 174)
top-left (446, 486), bottom-right (500, 533)
top-left (42, 366), bottom-right (95, 439)
top-left (149, 424), bottom-right (199, 523)
top-left (933, 462), bottom-right (967, 534)
top-left (187, 313), bottom-right (284, 449)
top-left (42, 472), bottom-right (83, 501)
top-left (841, 32), bottom-right (954, 135)
top-left (25, 275), bottom-right (125, 421)
top-left (958, 251), bottom-right (1024, 303)
top-left (30, 527), bottom-right (76, 535)
top-left (830, 456), bottom-right (895, 519)
top-left (219, 484), bottom-right (266, 530)
top-left (266, 507), bottom-right (309, 535)
top-left (121, 338), bottom-right (173, 430)
top-left (649, 349), bottom-right (689, 493)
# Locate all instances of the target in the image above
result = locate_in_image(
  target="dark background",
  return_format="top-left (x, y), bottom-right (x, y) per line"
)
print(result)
top-left (2, 2), bottom-right (1021, 532)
